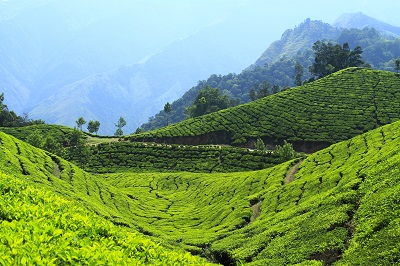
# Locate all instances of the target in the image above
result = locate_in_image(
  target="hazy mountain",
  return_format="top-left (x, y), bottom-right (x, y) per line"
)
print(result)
top-left (253, 19), bottom-right (341, 67)
top-left (1, 0), bottom-right (279, 135)
top-left (28, 20), bottom-right (263, 134)
top-left (334, 12), bottom-right (400, 36)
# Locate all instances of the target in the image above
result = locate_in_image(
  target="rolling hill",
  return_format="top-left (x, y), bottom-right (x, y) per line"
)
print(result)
top-left (1, 111), bottom-right (400, 264)
top-left (130, 68), bottom-right (400, 152)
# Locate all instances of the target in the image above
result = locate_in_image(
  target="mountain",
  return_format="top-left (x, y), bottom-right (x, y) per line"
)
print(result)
top-left (253, 19), bottom-right (341, 67)
top-left (0, 0), bottom-right (279, 135)
top-left (141, 15), bottom-right (400, 131)
top-left (27, 24), bottom-right (256, 134)
top-left (334, 12), bottom-right (400, 36)
top-left (132, 68), bottom-right (400, 152)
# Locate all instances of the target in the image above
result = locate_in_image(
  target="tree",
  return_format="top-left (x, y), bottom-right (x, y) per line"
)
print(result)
top-left (186, 86), bottom-right (234, 118)
top-left (294, 62), bottom-right (304, 86)
top-left (395, 58), bottom-right (400, 74)
top-left (249, 88), bottom-right (257, 101)
top-left (254, 138), bottom-right (267, 152)
top-left (309, 41), bottom-right (365, 79)
top-left (76, 117), bottom-right (86, 131)
top-left (26, 130), bottom-right (44, 148)
top-left (164, 102), bottom-right (172, 125)
top-left (114, 116), bottom-right (126, 136)
top-left (87, 120), bottom-right (100, 135)
top-left (274, 140), bottom-right (296, 161)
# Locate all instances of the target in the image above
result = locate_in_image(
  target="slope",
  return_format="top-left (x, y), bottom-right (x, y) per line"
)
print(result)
top-left (1, 116), bottom-right (400, 264)
top-left (0, 128), bottom-right (215, 265)
top-left (0, 173), bottom-right (213, 265)
top-left (99, 119), bottom-right (400, 265)
top-left (130, 68), bottom-right (400, 151)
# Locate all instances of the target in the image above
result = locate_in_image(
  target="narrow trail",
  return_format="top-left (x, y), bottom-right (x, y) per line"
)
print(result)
top-left (284, 160), bottom-right (303, 184)
top-left (52, 160), bottom-right (61, 178)
top-left (250, 201), bottom-right (262, 223)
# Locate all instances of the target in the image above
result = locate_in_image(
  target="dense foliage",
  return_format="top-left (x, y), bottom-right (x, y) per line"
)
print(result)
top-left (186, 86), bottom-right (237, 118)
top-left (129, 68), bottom-right (400, 147)
top-left (0, 93), bottom-right (44, 127)
top-left (309, 41), bottom-right (366, 78)
top-left (68, 142), bottom-right (297, 174)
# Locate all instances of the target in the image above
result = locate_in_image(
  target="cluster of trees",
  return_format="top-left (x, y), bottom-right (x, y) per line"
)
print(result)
top-left (309, 41), bottom-right (367, 79)
top-left (185, 86), bottom-right (238, 118)
top-left (0, 93), bottom-right (44, 127)
top-left (75, 116), bottom-right (127, 136)
top-left (254, 138), bottom-right (297, 161)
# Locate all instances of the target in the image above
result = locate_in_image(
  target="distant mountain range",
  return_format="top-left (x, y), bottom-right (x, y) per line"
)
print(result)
top-left (2, 4), bottom-right (400, 134)
top-left (0, 0), bottom-right (280, 135)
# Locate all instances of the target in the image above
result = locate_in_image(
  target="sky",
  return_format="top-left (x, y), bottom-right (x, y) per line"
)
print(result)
top-left (231, 0), bottom-right (400, 41)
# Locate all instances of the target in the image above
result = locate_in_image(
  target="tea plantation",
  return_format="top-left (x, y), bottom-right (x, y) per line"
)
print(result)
top-left (128, 68), bottom-right (400, 147)
top-left (1, 116), bottom-right (400, 265)
top-left (77, 142), bottom-right (293, 173)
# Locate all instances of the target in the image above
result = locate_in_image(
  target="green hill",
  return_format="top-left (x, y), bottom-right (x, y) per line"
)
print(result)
top-left (1, 116), bottom-right (400, 264)
top-left (129, 68), bottom-right (400, 151)
top-left (0, 132), bottom-right (214, 265)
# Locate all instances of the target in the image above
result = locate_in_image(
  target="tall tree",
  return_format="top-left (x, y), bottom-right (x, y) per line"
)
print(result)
top-left (309, 41), bottom-right (365, 79)
top-left (76, 117), bottom-right (86, 131)
top-left (114, 116), bottom-right (126, 136)
top-left (294, 62), bottom-right (304, 86)
top-left (87, 120), bottom-right (100, 135)
top-left (395, 58), bottom-right (400, 74)
top-left (164, 102), bottom-right (172, 126)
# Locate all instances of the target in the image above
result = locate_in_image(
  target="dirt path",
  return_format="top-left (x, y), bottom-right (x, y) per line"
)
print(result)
top-left (53, 160), bottom-right (61, 178)
top-left (250, 201), bottom-right (262, 223)
top-left (284, 160), bottom-right (303, 184)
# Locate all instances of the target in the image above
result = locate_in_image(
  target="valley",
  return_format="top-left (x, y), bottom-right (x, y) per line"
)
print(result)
top-left (1, 67), bottom-right (400, 265)
top-left (1, 2), bottom-right (400, 265)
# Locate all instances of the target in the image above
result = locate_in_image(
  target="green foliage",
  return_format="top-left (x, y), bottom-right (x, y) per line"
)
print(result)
top-left (254, 138), bottom-right (266, 152)
top-left (274, 140), bottom-right (296, 161)
top-left (0, 173), bottom-right (213, 265)
top-left (1, 118), bottom-right (400, 265)
top-left (114, 116), bottom-right (126, 136)
top-left (187, 86), bottom-right (236, 118)
top-left (75, 117), bottom-right (86, 131)
top-left (294, 62), bottom-right (304, 86)
top-left (395, 58), bottom-right (400, 74)
top-left (0, 93), bottom-right (44, 127)
top-left (164, 102), bottom-right (172, 126)
top-left (309, 41), bottom-right (366, 78)
top-left (129, 68), bottom-right (400, 147)
top-left (87, 120), bottom-right (100, 135)
top-left (69, 142), bottom-right (291, 174)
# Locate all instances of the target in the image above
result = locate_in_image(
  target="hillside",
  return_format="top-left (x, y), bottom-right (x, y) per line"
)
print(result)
top-left (0, 129), bottom-right (214, 265)
top-left (142, 19), bottom-right (400, 131)
top-left (131, 68), bottom-right (400, 151)
top-left (1, 116), bottom-right (400, 264)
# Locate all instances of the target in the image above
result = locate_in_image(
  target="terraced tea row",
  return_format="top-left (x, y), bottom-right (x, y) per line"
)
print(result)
top-left (1, 121), bottom-right (400, 264)
top-left (73, 142), bottom-right (294, 173)
top-left (128, 68), bottom-right (400, 149)
top-left (0, 172), bottom-right (213, 265)
top-left (108, 121), bottom-right (400, 265)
